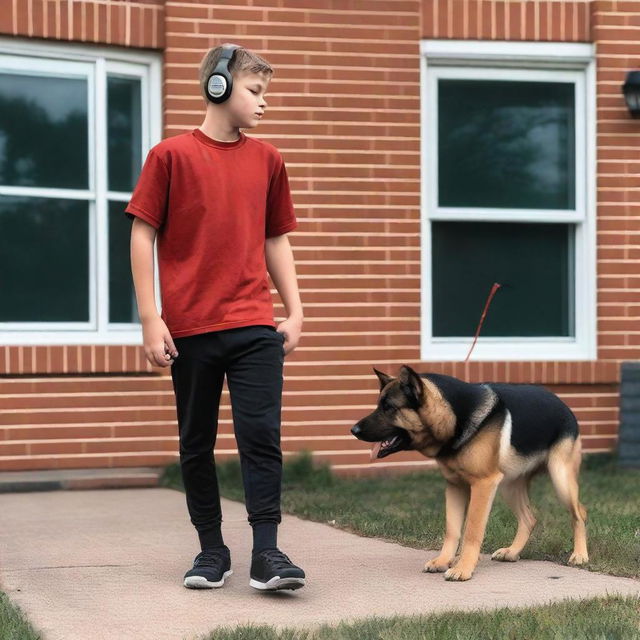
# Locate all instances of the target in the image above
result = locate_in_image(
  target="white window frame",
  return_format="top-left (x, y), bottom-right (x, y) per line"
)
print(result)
top-left (0, 37), bottom-right (162, 345)
top-left (420, 40), bottom-right (597, 362)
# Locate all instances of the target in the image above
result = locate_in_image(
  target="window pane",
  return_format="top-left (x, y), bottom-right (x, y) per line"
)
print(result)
top-left (438, 80), bottom-right (575, 210)
top-left (0, 72), bottom-right (88, 189)
top-left (108, 76), bottom-right (142, 192)
top-left (432, 222), bottom-right (573, 337)
top-left (109, 200), bottom-right (139, 323)
top-left (0, 196), bottom-right (89, 322)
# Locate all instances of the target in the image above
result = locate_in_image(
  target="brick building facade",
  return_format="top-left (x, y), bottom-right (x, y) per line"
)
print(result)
top-left (0, 0), bottom-right (637, 475)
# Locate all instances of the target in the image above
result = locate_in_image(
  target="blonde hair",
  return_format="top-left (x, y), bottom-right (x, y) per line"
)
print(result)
top-left (198, 44), bottom-right (273, 102)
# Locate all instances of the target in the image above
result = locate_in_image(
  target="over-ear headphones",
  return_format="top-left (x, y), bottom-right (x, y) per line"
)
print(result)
top-left (205, 44), bottom-right (240, 104)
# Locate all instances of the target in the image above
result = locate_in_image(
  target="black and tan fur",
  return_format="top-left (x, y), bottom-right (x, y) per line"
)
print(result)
top-left (350, 365), bottom-right (588, 582)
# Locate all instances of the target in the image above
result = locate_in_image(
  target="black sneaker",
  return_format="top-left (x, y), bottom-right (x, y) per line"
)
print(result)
top-left (249, 548), bottom-right (305, 591)
top-left (183, 547), bottom-right (232, 589)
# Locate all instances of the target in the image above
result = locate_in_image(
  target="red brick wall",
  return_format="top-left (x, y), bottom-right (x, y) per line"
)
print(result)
top-left (1, 0), bottom-right (637, 473)
top-left (0, 0), bottom-right (165, 48)
top-left (422, 0), bottom-right (592, 41)
top-left (592, 1), bottom-right (640, 364)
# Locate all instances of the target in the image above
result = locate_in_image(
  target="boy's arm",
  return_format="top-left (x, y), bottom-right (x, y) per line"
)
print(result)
top-left (130, 218), bottom-right (178, 367)
top-left (265, 233), bottom-right (303, 354)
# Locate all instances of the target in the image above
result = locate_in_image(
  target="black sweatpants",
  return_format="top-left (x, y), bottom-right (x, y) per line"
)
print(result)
top-left (170, 324), bottom-right (285, 552)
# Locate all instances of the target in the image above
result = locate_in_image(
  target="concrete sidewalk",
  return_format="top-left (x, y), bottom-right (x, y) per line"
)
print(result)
top-left (0, 488), bottom-right (638, 640)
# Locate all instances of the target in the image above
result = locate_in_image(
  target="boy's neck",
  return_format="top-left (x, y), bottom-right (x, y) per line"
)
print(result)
top-left (199, 111), bottom-right (241, 143)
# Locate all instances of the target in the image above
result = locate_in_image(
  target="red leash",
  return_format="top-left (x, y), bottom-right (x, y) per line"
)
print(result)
top-left (464, 282), bottom-right (502, 362)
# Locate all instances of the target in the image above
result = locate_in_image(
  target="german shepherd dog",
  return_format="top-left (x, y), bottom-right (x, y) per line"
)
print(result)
top-left (350, 365), bottom-right (588, 581)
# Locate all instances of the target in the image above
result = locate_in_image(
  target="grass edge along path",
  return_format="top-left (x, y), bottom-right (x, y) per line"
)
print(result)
top-left (161, 452), bottom-right (640, 580)
top-left (196, 594), bottom-right (640, 640)
top-left (1, 589), bottom-right (638, 640)
top-left (0, 591), bottom-right (41, 640)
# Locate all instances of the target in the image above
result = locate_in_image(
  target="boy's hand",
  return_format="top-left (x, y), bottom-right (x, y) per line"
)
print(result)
top-left (142, 315), bottom-right (179, 368)
top-left (276, 314), bottom-right (303, 356)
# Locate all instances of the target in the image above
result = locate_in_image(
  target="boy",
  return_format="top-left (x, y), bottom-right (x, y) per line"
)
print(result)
top-left (125, 44), bottom-right (305, 592)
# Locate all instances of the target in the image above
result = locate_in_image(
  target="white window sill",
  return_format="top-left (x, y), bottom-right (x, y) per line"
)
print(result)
top-left (0, 328), bottom-right (143, 346)
top-left (422, 338), bottom-right (596, 362)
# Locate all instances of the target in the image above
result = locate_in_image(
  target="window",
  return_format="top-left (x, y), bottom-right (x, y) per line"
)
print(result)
top-left (420, 41), bottom-right (596, 361)
top-left (0, 38), bottom-right (161, 345)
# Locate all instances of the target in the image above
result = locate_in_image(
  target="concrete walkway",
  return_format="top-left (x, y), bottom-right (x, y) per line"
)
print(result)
top-left (0, 488), bottom-right (638, 640)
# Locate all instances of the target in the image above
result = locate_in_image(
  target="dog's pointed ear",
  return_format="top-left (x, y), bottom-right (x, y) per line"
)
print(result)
top-left (398, 365), bottom-right (424, 407)
top-left (373, 368), bottom-right (394, 390)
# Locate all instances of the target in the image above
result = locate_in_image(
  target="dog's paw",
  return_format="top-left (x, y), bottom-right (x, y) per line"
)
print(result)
top-left (444, 564), bottom-right (474, 581)
top-left (568, 552), bottom-right (589, 566)
top-left (423, 557), bottom-right (451, 573)
top-left (491, 547), bottom-right (520, 562)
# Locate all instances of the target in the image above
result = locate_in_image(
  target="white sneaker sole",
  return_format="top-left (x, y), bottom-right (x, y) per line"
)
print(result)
top-left (249, 576), bottom-right (305, 591)
top-left (184, 569), bottom-right (233, 589)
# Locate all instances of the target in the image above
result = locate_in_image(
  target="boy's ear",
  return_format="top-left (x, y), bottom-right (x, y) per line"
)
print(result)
top-left (398, 365), bottom-right (424, 408)
top-left (373, 368), bottom-right (394, 390)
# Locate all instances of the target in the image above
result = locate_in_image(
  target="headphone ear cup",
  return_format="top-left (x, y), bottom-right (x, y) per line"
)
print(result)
top-left (207, 72), bottom-right (232, 103)
top-left (206, 45), bottom-right (238, 103)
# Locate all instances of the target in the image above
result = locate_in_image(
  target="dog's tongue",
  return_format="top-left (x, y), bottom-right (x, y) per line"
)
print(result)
top-left (370, 441), bottom-right (382, 461)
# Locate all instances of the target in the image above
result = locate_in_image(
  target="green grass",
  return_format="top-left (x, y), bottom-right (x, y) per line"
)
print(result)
top-left (197, 595), bottom-right (640, 640)
top-left (161, 452), bottom-right (640, 579)
top-left (0, 591), bottom-right (41, 640)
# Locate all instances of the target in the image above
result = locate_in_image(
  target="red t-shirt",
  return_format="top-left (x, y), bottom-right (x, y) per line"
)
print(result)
top-left (125, 128), bottom-right (297, 338)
